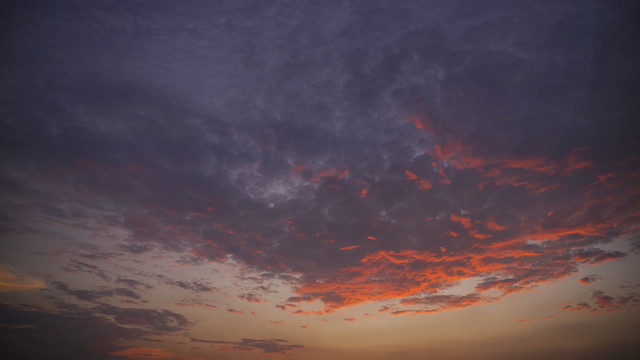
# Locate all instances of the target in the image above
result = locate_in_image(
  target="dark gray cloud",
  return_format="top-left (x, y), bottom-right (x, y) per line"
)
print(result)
top-left (1, 2), bottom-right (639, 357)
top-left (0, 303), bottom-right (144, 360)
top-left (238, 292), bottom-right (265, 303)
top-left (578, 275), bottom-right (601, 284)
top-left (99, 305), bottom-right (192, 334)
top-left (153, 274), bottom-right (215, 293)
top-left (60, 259), bottom-right (112, 281)
top-left (115, 277), bottom-right (153, 290)
top-left (573, 249), bottom-right (627, 265)
top-left (51, 281), bottom-right (141, 302)
top-left (563, 289), bottom-right (640, 313)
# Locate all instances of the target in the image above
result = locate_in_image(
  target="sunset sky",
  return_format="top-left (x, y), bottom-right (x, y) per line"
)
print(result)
top-left (1, 1), bottom-right (639, 359)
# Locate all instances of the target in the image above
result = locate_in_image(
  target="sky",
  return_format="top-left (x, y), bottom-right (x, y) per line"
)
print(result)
top-left (1, 1), bottom-right (639, 359)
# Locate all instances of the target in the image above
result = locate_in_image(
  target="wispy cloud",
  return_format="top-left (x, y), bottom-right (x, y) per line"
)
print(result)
top-left (0, 264), bottom-right (45, 292)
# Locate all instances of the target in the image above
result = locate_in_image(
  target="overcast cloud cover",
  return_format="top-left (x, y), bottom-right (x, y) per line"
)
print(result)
top-left (1, 1), bottom-right (639, 359)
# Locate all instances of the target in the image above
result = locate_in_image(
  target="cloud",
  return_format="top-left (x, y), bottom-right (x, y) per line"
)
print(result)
top-left (562, 290), bottom-right (640, 313)
top-left (100, 305), bottom-right (192, 334)
top-left (238, 292), bottom-right (265, 303)
top-left (562, 302), bottom-right (592, 312)
top-left (404, 170), bottom-right (433, 190)
top-left (191, 338), bottom-right (305, 354)
top-left (115, 277), bottom-right (154, 290)
top-left (153, 275), bottom-right (214, 293)
top-left (591, 290), bottom-right (640, 313)
top-left (573, 249), bottom-right (627, 265)
top-left (0, 1), bottom-right (639, 353)
top-left (117, 244), bottom-right (155, 255)
top-left (449, 214), bottom-right (472, 230)
top-left (60, 259), bottom-right (112, 281)
top-left (51, 281), bottom-right (141, 302)
top-left (174, 299), bottom-right (216, 309)
top-left (0, 264), bottom-right (45, 292)
top-left (578, 275), bottom-right (601, 285)
top-left (287, 242), bottom-right (571, 312)
top-left (0, 303), bottom-right (146, 360)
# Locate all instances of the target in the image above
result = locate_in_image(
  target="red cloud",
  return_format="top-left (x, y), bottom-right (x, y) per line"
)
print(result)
top-left (311, 168), bottom-right (349, 182)
top-left (286, 192), bottom-right (639, 315)
top-left (469, 229), bottom-right (492, 239)
top-left (486, 218), bottom-right (506, 231)
top-left (450, 214), bottom-right (472, 229)
top-left (405, 170), bottom-right (433, 190)
top-left (288, 244), bottom-right (549, 312)
top-left (405, 115), bottom-right (432, 131)
top-left (432, 139), bottom-right (595, 192)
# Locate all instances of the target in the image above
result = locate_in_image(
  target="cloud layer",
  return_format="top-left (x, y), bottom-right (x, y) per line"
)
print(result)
top-left (1, 0), bottom-right (639, 359)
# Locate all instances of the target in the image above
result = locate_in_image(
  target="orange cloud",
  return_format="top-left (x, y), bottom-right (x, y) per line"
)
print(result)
top-left (340, 245), bottom-right (360, 250)
top-left (469, 229), bottom-right (492, 239)
top-left (450, 214), bottom-right (472, 229)
top-left (417, 179), bottom-right (433, 190)
top-left (0, 264), bottom-right (45, 292)
top-left (312, 168), bottom-right (349, 182)
top-left (486, 218), bottom-right (506, 231)
top-left (405, 170), bottom-right (432, 190)
top-left (432, 139), bottom-right (595, 192)
top-left (405, 115), bottom-right (433, 131)
top-left (110, 347), bottom-right (193, 360)
top-left (285, 186), bottom-right (640, 314)
top-left (404, 170), bottom-right (418, 181)
top-left (289, 244), bottom-right (550, 312)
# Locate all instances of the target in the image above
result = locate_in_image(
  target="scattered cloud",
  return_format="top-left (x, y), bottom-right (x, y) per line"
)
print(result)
top-left (578, 275), bottom-right (601, 285)
top-left (563, 290), bottom-right (640, 313)
top-left (191, 338), bottom-right (305, 354)
top-left (0, 264), bottom-right (45, 292)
